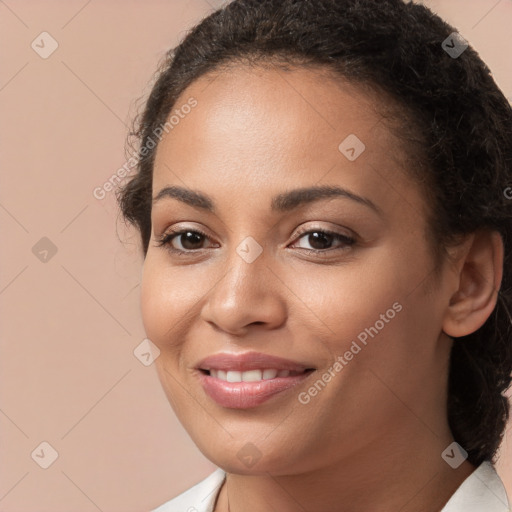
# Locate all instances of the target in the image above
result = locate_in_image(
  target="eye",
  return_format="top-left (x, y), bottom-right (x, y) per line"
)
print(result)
top-left (155, 228), bottom-right (215, 255)
top-left (290, 227), bottom-right (356, 253)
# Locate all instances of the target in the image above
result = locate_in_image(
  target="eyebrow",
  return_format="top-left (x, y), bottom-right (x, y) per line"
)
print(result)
top-left (152, 184), bottom-right (382, 215)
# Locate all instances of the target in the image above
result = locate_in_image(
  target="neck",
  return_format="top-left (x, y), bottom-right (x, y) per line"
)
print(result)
top-left (215, 423), bottom-right (476, 512)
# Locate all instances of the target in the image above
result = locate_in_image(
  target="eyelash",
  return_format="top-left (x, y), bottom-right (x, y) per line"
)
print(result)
top-left (155, 226), bottom-right (356, 258)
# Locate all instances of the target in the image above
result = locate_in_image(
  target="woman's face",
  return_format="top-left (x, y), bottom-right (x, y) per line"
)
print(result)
top-left (141, 65), bottom-right (457, 474)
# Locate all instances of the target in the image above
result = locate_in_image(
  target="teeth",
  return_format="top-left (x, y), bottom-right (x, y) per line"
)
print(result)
top-left (262, 369), bottom-right (278, 380)
top-left (227, 371), bottom-right (242, 382)
top-left (208, 369), bottom-right (296, 382)
top-left (242, 370), bottom-right (263, 382)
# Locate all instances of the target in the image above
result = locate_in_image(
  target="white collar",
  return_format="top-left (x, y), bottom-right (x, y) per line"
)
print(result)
top-left (441, 460), bottom-right (509, 511)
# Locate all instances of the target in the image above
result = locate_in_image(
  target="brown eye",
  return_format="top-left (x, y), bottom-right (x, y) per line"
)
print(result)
top-left (292, 229), bottom-right (355, 252)
top-left (173, 231), bottom-right (207, 251)
top-left (156, 228), bottom-right (213, 254)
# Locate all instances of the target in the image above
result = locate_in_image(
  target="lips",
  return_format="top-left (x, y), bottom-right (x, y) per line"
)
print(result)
top-left (195, 351), bottom-right (316, 409)
top-left (196, 351), bottom-right (315, 373)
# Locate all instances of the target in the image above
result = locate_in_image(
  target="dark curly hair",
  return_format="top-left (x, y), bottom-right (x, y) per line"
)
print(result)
top-left (116, 0), bottom-right (512, 466)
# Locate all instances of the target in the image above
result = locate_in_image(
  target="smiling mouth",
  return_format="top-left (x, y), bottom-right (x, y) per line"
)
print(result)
top-left (199, 368), bottom-right (315, 382)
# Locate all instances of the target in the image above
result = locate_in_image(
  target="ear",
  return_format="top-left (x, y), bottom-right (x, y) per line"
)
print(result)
top-left (442, 230), bottom-right (504, 338)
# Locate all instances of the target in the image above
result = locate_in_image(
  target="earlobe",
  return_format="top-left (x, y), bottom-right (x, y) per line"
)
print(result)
top-left (442, 230), bottom-right (504, 338)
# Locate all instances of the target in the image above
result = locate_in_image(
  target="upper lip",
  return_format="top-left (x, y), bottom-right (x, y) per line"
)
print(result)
top-left (196, 351), bottom-right (315, 372)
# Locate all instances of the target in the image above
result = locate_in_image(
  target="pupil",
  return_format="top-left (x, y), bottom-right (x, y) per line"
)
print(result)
top-left (182, 231), bottom-right (203, 250)
top-left (309, 232), bottom-right (331, 250)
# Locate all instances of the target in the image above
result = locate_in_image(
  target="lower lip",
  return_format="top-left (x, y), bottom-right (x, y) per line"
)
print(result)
top-left (197, 370), bottom-right (315, 409)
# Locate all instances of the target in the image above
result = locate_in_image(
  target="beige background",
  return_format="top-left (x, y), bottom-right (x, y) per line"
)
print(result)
top-left (1, 0), bottom-right (511, 510)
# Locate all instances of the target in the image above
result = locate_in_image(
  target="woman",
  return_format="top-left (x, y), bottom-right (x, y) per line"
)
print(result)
top-left (117, 0), bottom-right (512, 510)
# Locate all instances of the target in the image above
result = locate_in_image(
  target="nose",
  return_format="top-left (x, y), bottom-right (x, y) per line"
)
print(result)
top-left (200, 246), bottom-right (287, 336)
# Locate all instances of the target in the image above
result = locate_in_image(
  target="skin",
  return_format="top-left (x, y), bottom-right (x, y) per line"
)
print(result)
top-left (140, 64), bottom-right (504, 512)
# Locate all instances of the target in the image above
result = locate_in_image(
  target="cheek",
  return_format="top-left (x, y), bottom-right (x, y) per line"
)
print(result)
top-left (140, 252), bottom-right (218, 349)
top-left (140, 255), bottom-right (187, 348)
top-left (287, 255), bottom-right (405, 345)
top-left (297, 244), bottom-right (435, 363)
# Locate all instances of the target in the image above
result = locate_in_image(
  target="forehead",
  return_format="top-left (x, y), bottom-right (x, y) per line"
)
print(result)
top-left (155, 64), bottom-right (385, 163)
top-left (152, 64), bottom-right (424, 218)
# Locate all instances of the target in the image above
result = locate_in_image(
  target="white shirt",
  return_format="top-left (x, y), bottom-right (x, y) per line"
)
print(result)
top-left (151, 461), bottom-right (510, 512)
